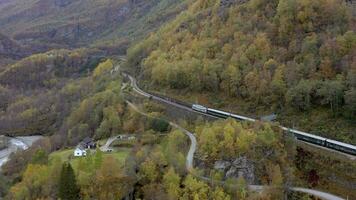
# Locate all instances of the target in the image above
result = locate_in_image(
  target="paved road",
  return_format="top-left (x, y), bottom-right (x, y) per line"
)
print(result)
top-left (100, 134), bottom-right (136, 152)
top-left (100, 135), bottom-right (118, 152)
top-left (124, 74), bottom-right (347, 200)
top-left (126, 100), bottom-right (345, 200)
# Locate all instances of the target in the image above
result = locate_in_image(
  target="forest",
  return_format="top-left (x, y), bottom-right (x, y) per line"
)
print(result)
top-left (0, 0), bottom-right (355, 199)
top-left (127, 0), bottom-right (356, 143)
top-left (2, 116), bottom-right (311, 200)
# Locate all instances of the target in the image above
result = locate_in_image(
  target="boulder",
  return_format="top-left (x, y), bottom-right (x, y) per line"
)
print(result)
top-left (214, 156), bottom-right (255, 184)
top-left (214, 160), bottom-right (232, 170)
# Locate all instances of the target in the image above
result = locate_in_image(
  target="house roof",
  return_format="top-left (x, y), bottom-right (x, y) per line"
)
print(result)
top-left (82, 137), bottom-right (93, 144)
top-left (76, 144), bottom-right (86, 151)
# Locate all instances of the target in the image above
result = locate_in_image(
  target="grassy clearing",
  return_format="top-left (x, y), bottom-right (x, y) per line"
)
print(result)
top-left (49, 148), bottom-right (131, 169)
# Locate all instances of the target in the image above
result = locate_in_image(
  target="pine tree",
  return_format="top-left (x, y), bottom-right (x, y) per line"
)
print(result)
top-left (59, 162), bottom-right (80, 200)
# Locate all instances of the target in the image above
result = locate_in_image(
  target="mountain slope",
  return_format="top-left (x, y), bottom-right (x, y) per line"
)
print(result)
top-left (0, 0), bottom-right (186, 49)
top-left (127, 0), bottom-right (356, 143)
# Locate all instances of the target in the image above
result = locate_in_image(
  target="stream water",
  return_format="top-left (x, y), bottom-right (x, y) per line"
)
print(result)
top-left (0, 135), bottom-right (43, 167)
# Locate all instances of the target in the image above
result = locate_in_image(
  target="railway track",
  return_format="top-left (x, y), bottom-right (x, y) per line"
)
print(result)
top-left (123, 72), bottom-right (356, 158)
top-left (125, 99), bottom-right (346, 200)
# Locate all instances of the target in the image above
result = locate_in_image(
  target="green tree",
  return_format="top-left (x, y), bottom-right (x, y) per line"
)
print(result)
top-left (96, 106), bottom-right (121, 139)
top-left (271, 64), bottom-right (287, 107)
top-left (151, 118), bottom-right (170, 132)
top-left (317, 80), bottom-right (345, 113)
top-left (59, 162), bottom-right (80, 200)
top-left (286, 80), bottom-right (313, 111)
top-left (30, 149), bottom-right (48, 165)
top-left (344, 88), bottom-right (356, 118)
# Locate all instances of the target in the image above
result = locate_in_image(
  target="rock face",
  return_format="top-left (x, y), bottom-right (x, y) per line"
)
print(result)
top-left (214, 156), bottom-right (255, 184)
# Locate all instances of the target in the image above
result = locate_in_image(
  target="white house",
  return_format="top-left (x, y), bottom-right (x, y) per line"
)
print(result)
top-left (74, 146), bottom-right (87, 157)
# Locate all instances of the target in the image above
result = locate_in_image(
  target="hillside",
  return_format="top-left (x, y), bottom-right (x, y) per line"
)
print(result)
top-left (0, 33), bottom-right (25, 59)
top-left (0, 0), bottom-right (355, 199)
top-left (0, 33), bottom-right (26, 70)
top-left (127, 0), bottom-right (356, 143)
top-left (0, 49), bottom-right (105, 137)
top-left (0, 0), bottom-right (186, 50)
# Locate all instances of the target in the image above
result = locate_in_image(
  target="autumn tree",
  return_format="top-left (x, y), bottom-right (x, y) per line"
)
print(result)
top-left (86, 156), bottom-right (133, 200)
top-left (163, 167), bottom-right (181, 200)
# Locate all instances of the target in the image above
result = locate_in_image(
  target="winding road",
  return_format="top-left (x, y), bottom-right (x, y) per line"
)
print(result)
top-left (123, 73), bottom-right (347, 200)
top-left (125, 72), bottom-right (352, 199)
top-left (126, 74), bottom-right (219, 119)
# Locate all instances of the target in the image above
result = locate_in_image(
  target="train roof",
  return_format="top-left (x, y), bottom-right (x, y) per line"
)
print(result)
top-left (288, 129), bottom-right (327, 141)
top-left (207, 108), bottom-right (230, 115)
top-left (326, 139), bottom-right (356, 150)
top-left (192, 104), bottom-right (207, 109)
top-left (230, 113), bottom-right (256, 122)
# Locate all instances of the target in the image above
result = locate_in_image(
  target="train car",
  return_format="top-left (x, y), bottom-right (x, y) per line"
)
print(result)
top-left (230, 113), bottom-right (256, 122)
top-left (207, 108), bottom-right (231, 118)
top-left (289, 129), bottom-right (327, 146)
top-left (325, 139), bottom-right (356, 155)
top-left (192, 104), bottom-right (208, 113)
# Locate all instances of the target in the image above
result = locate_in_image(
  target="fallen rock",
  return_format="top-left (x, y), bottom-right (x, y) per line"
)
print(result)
top-left (214, 160), bottom-right (232, 170)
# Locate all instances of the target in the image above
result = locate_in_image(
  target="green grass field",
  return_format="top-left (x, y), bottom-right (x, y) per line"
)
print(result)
top-left (49, 148), bottom-right (131, 170)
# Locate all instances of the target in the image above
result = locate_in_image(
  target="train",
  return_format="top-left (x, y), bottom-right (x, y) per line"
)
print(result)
top-left (192, 104), bottom-right (356, 156)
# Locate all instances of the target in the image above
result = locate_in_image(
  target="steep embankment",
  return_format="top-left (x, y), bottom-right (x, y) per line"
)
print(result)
top-left (127, 0), bottom-right (356, 143)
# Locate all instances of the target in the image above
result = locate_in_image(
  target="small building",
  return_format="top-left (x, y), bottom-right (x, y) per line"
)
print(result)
top-left (80, 137), bottom-right (96, 149)
top-left (74, 146), bottom-right (87, 157)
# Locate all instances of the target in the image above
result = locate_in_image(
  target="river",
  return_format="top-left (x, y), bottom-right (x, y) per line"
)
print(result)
top-left (0, 135), bottom-right (43, 167)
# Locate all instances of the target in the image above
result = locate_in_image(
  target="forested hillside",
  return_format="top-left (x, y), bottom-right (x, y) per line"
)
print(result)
top-left (0, 0), bottom-right (355, 199)
top-left (0, 48), bottom-right (105, 137)
top-left (0, 0), bottom-right (186, 50)
top-left (128, 0), bottom-right (356, 143)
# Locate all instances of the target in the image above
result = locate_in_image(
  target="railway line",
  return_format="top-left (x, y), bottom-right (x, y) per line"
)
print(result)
top-left (123, 72), bottom-right (356, 158)
top-left (125, 94), bottom-right (346, 200)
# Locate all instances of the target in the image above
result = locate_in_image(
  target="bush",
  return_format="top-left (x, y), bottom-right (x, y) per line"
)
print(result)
top-left (150, 118), bottom-right (170, 132)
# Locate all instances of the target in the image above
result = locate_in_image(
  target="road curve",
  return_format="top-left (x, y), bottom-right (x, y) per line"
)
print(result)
top-left (123, 73), bottom-right (346, 200)
top-left (100, 135), bottom-right (118, 152)
top-left (124, 73), bottom-right (219, 119)
top-left (125, 100), bottom-right (196, 170)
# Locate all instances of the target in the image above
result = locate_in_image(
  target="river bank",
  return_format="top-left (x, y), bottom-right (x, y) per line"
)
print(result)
top-left (0, 135), bottom-right (43, 167)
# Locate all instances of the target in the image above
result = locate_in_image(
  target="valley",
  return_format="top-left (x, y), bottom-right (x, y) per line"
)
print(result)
top-left (0, 0), bottom-right (355, 199)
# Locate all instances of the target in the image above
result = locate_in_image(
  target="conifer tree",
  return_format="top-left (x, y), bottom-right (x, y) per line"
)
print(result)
top-left (59, 162), bottom-right (80, 200)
